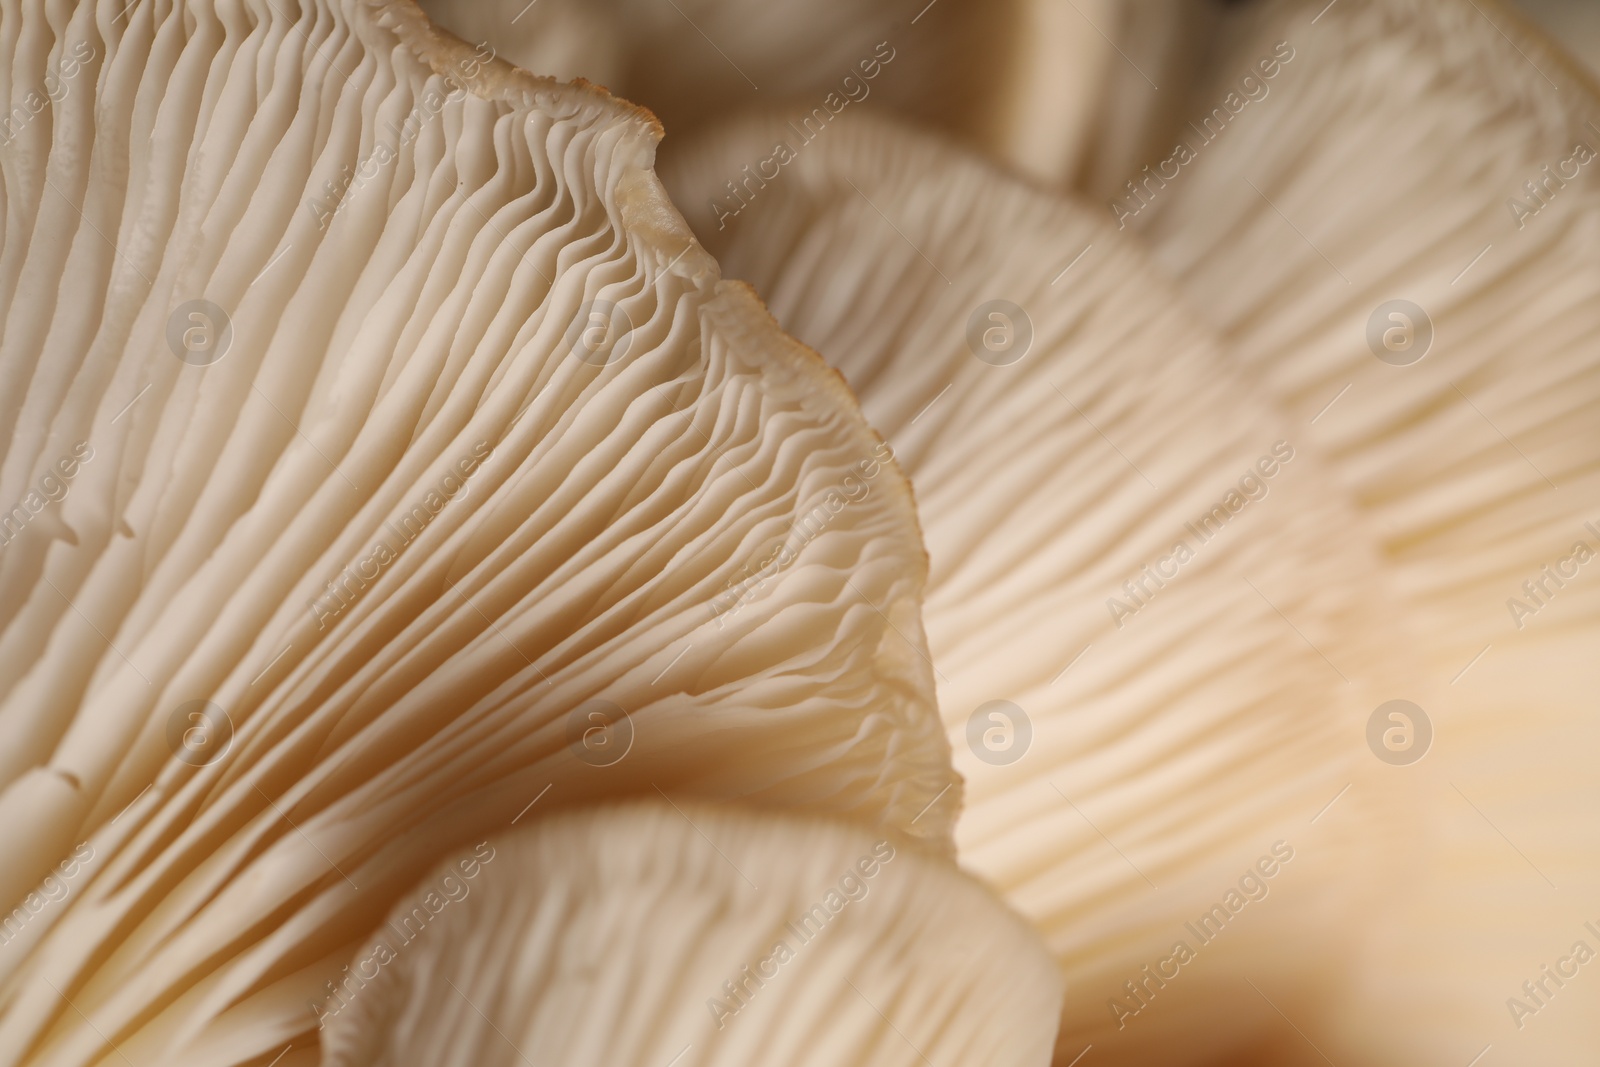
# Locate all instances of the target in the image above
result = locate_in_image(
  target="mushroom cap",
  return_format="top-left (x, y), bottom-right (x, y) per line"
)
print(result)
top-left (0, 2), bottom-right (954, 1063)
top-left (1135, 0), bottom-right (1600, 1058)
top-left (321, 799), bottom-right (1064, 1067)
top-left (666, 111), bottom-right (1417, 1061)
top-left (1136, 0), bottom-right (1600, 664)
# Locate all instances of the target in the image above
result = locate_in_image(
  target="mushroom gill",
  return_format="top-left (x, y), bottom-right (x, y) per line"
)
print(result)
top-left (0, 1), bottom-right (955, 1063)
top-left (2, 0), bottom-right (1595, 1063)
top-left (1136, 0), bottom-right (1600, 664)
top-left (665, 111), bottom-right (1418, 1062)
top-left (1130, 0), bottom-right (1600, 1059)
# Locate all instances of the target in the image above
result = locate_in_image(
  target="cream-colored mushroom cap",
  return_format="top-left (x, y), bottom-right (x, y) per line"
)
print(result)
top-left (667, 111), bottom-right (1417, 1062)
top-left (322, 799), bottom-right (1064, 1067)
top-left (0, 2), bottom-right (955, 1063)
top-left (1136, 0), bottom-right (1600, 664)
top-left (1133, 0), bottom-right (1600, 1059)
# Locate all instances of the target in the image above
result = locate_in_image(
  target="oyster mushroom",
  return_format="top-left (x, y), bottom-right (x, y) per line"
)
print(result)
top-left (1135, 0), bottom-right (1600, 662)
top-left (1131, 0), bottom-right (1600, 1059)
top-left (666, 111), bottom-right (1416, 1063)
top-left (0, 2), bottom-right (955, 1062)
top-left (321, 800), bottom-right (1063, 1067)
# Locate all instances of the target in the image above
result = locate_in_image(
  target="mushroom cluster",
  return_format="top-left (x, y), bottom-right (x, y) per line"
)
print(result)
top-left (0, 0), bottom-right (1595, 1064)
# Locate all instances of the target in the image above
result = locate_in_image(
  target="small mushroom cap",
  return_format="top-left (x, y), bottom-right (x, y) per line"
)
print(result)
top-left (322, 799), bottom-right (1064, 1067)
